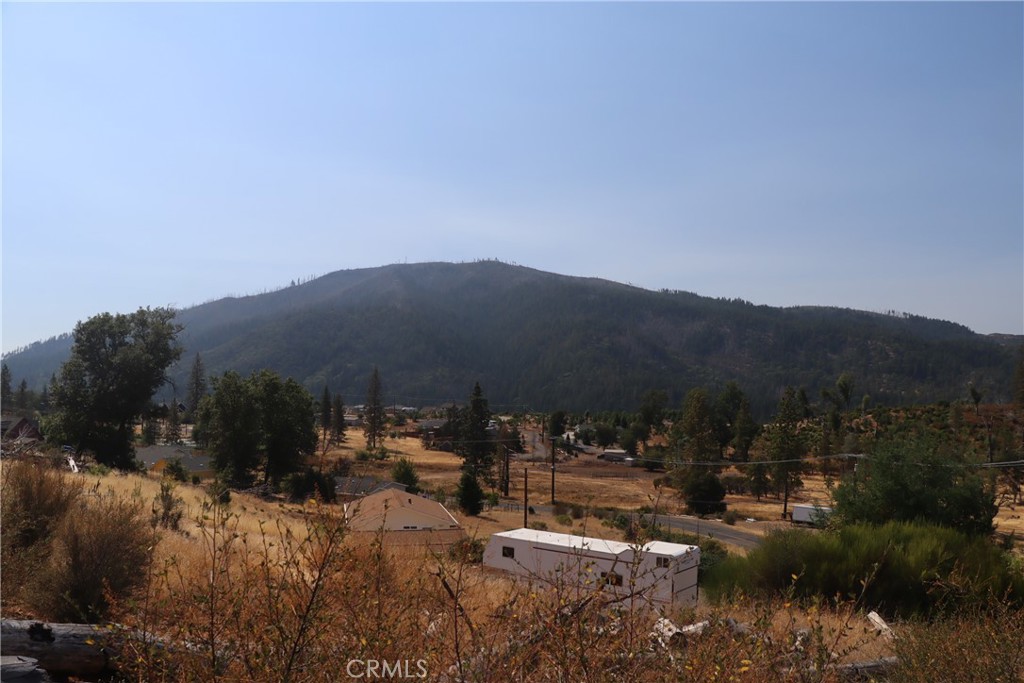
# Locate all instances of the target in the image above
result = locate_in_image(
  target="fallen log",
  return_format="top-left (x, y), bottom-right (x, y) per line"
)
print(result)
top-left (0, 621), bottom-right (114, 677)
top-left (0, 656), bottom-right (54, 682)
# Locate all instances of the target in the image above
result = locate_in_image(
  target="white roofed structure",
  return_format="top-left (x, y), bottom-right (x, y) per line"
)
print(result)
top-left (483, 528), bottom-right (700, 607)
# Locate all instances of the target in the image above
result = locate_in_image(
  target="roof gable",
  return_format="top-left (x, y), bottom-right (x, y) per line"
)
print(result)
top-left (346, 488), bottom-right (460, 530)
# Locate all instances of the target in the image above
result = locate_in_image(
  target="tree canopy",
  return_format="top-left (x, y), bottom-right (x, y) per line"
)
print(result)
top-left (195, 369), bottom-right (316, 487)
top-left (44, 308), bottom-right (182, 468)
top-left (832, 431), bottom-right (997, 536)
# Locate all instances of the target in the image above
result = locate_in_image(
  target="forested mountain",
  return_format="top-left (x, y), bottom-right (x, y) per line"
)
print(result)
top-left (4, 261), bottom-right (1019, 417)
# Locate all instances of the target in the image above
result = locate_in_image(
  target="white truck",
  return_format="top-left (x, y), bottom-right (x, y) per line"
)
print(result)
top-left (791, 504), bottom-right (832, 526)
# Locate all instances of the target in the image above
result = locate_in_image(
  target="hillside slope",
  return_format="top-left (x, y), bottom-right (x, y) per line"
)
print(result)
top-left (4, 261), bottom-right (1018, 415)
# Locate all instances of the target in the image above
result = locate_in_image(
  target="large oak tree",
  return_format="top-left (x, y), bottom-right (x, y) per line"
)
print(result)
top-left (44, 308), bottom-right (182, 468)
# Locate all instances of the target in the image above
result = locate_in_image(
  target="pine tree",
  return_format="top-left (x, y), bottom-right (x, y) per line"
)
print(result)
top-left (457, 382), bottom-right (495, 479)
top-left (1, 363), bottom-right (12, 407)
top-left (456, 470), bottom-right (484, 516)
top-left (732, 396), bottom-right (759, 461)
top-left (767, 387), bottom-right (805, 518)
top-left (185, 353), bottom-right (207, 421)
top-left (391, 458), bottom-right (420, 494)
top-left (331, 393), bottom-right (347, 441)
top-left (320, 385), bottom-right (332, 451)
top-left (16, 379), bottom-right (29, 410)
top-left (363, 367), bottom-right (386, 450)
top-left (163, 399), bottom-right (182, 444)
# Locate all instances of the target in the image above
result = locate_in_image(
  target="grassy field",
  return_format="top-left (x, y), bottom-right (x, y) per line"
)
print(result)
top-left (324, 432), bottom-right (1024, 539)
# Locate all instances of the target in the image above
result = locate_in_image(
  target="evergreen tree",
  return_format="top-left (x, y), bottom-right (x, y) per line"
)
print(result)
top-left (391, 458), bottom-right (420, 494)
top-left (673, 387), bottom-right (718, 472)
top-left (363, 366), bottom-right (386, 450)
top-left (767, 387), bottom-right (806, 518)
top-left (16, 379), bottom-right (29, 410)
top-left (547, 410), bottom-right (567, 440)
top-left (320, 385), bottom-right (332, 434)
top-left (185, 353), bottom-right (207, 421)
top-left (456, 382), bottom-right (496, 480)
top-left (0, 363), bottom-right (11, 407)
top-left (163, 399), bottom-right (181, 444)
top-left (141, 417), bottom-right (160, 446)
top-left (713, 382), bottom-right (745, 455)
top-left (331, 393), bottom-right (347, 441)
top-left (731, 396), bottom-right (759, 461)
top-left (748, 457), bottom-right (772, 501)
top-left (320, 384), bottom-right (332, 452)
top-left (456, 470), bottom-right (484, 516)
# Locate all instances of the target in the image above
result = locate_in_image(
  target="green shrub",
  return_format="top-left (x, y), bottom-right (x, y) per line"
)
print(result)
top-left (722, 509), bottom-right (739, 525)
top-left (529, 521), bottom-right (548, 531)
top-left (163, 457), bottom-right (188, 482)
top-left (151, 481), bottom-right (185, 531)
top-left (555, 514), bottom-right (573, 526)
top-left (282, 469), bottom-right (337, 503)
top-left (703, 521), bottom-right (1024, 617)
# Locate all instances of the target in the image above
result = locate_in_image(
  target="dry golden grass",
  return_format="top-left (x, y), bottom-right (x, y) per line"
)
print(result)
top-left (10, 459), bottom-right (1021, 682)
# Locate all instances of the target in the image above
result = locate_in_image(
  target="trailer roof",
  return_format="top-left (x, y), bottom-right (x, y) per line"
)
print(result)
top-left (491, 528), bottom-right (697, 558)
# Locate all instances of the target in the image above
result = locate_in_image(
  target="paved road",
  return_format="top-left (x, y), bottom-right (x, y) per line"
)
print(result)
top-left (655, 513), bottom-right (763, 550)
top-left (526, 504), bottom-right (763, 550)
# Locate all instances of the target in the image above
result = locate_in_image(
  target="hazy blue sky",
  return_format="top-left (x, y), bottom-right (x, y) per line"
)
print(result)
top-left (3, 2), bottom-right (1022, 354)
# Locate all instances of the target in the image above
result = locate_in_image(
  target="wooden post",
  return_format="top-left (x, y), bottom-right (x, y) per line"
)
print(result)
top-left (523, 468), bottom-right (528, 528)
top-left (550, 437), bottom-right (556, 504)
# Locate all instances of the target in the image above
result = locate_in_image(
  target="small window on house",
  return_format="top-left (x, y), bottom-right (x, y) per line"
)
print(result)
top-left (656, 557), bottom-right (670, 569)
top-left (502, 546), bottom-right (515, 558)
top-left (600, 572), bottom-right (623, 587)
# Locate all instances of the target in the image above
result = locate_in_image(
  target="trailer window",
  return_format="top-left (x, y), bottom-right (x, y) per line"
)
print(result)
top-left (502, 546), bottom-right (515, 558)
top-left (600, 572), bottom-right (623, 587)
top-left (656, 557), bottom-right (670, 569)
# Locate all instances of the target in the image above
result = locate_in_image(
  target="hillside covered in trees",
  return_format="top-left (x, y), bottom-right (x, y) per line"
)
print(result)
top-left (4, 261), bottom-right (1019, 416)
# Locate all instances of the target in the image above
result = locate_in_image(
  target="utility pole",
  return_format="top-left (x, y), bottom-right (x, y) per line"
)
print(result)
top-left (550, 437), bottom-right (556, 504)
top-left (503, 446), bottom-right (510, 497)
top-left (523, 468), bottom-right (528, 528)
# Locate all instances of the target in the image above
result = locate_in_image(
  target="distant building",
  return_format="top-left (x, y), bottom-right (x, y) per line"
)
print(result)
top-left (344, 488), bottom-right (461, 532)
top-left (136, 445), bottom-right (214, 478)
top-left (0, 415), bottom-right (42, 443)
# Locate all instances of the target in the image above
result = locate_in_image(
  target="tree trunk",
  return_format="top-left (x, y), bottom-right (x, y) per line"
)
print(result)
top-left (0, 620), bottom-right (114, 677)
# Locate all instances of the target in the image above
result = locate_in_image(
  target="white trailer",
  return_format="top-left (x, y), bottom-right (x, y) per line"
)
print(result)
top-left (792, 504), bottom-right (832, 525)
top-left (483, 528), bottom-right (700, 607)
